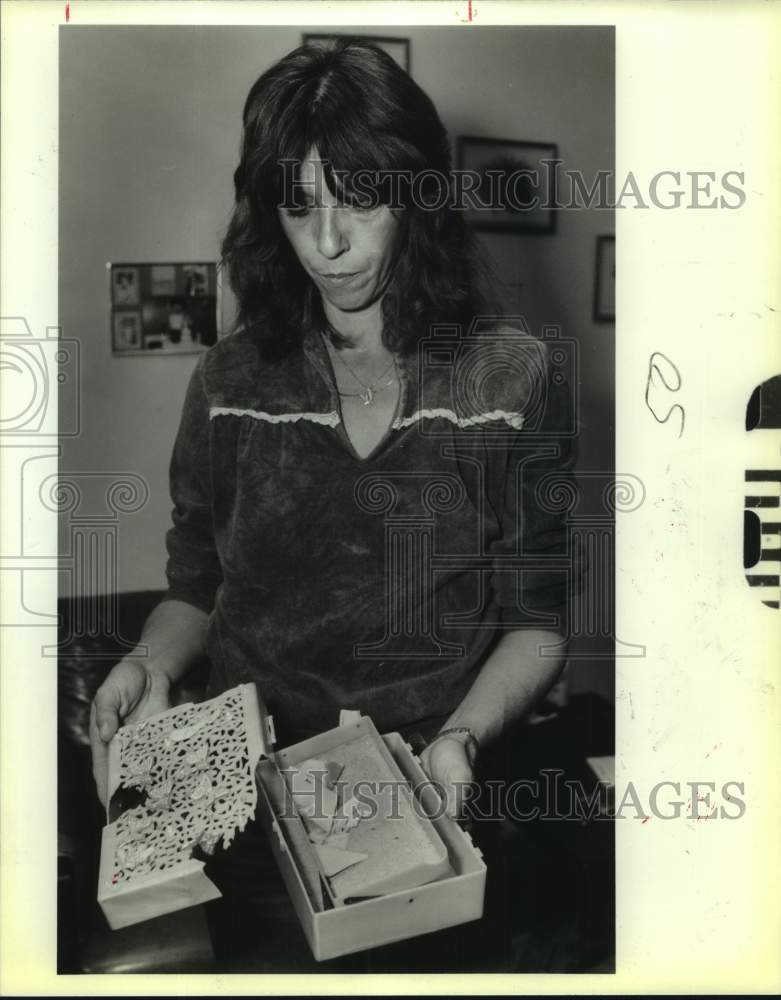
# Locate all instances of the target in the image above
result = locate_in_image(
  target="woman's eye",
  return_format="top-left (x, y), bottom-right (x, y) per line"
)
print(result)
top-left (282, 201), bottom-right (377, 219)
top-left (344, 199), bottom-right (377, 213)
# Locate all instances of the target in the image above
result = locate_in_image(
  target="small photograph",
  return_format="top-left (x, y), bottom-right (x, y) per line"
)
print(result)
top-left (112, 311), bottom-right (141, 351)
top-left (302, 34), bottom-right (410, 73)
top-left (150, 264), bottom-right (176, 297)
top-left (111, 267), bottom-right (140, 306)
top-left (457, 136), bottom-right (558, 234)
top-left (182, 264), bottom-right (210, 297)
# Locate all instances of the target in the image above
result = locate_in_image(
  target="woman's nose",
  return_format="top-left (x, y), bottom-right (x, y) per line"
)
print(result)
top-left (315, 206), bottom-right (348, 259)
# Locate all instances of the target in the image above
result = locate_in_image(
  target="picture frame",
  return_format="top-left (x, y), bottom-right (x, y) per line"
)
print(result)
top-left (593, 235), bottom-right (616, 322)
top-left (302, 34), bottom-right (411, 73)
top-left (108, 261), bottom-right (221, 356)
top-left (456, 136), bottom-right (558, 234)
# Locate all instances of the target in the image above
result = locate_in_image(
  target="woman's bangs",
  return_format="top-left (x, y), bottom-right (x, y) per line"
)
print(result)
top-left (262, 92), bottom-right (423, 210)
top-left (312, 100), bottom-right (421, 203)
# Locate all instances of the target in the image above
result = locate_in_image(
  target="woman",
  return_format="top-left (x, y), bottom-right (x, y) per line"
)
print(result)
top-left (90, 38), bottom-right (579, 969)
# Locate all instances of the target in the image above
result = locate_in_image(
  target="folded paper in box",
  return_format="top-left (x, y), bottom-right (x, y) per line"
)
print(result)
top-left (256, 715), bottom-right (487, 960)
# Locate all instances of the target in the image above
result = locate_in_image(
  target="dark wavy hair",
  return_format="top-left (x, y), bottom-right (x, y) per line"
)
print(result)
top-left (221, 37), bottom-right (488, 358)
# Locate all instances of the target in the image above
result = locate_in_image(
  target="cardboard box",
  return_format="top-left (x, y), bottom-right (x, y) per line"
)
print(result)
top-left (255, 712), bottom-right (487, 961)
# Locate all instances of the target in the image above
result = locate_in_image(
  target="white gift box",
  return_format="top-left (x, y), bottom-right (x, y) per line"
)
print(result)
top-left (98, 683), bottom-right (486, 961)
top-left (255, 711), bottom-right (487, 961)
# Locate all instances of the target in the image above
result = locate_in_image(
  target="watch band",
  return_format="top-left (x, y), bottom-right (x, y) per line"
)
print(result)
top-left (426, 726), bottom-right (480, 763)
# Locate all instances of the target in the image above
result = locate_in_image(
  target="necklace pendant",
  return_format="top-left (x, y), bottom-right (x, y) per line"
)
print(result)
top-left (361, 388), bottom-right (374, 406)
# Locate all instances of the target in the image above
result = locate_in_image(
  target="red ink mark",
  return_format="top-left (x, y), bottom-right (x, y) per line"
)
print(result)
top-left (65, 2), bottom-right (70, 22)
top-left (468, 0), bottom-right (474, 20)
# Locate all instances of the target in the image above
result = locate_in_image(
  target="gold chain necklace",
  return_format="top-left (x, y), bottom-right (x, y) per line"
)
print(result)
top-left (322, 331), bottom-right (399, 406)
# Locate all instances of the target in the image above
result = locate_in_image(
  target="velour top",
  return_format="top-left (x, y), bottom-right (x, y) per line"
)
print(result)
top-left (163, 322), bottom-right (581, 744)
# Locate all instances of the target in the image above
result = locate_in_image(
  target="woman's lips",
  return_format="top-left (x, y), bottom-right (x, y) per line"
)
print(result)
top-left (317, 271), bottom-right (360, 286)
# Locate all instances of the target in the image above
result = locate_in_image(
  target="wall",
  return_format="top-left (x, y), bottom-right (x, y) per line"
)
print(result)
top-left (60, 25), bottom-right (614, 694)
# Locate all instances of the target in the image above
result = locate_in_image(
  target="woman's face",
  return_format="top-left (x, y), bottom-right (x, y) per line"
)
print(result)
top-left (277, 147), bottom-right (400, 315)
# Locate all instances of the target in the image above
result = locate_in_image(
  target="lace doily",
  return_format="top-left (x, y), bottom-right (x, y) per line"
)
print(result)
top-left (107, 684), bottom-right (261, 887)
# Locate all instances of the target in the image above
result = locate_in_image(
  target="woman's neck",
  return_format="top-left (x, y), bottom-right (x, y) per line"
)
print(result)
top-left (322, 298), bottom-right (385, 355)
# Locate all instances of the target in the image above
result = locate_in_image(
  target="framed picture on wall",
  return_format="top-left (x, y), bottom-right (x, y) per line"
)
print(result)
top-left (108, 261), bottom-right (221, 356)
top-left (593, 235), bottom-right (615, 322)
top-left (302, 34), bottom-right (410, 73)
top-left (456, 136), bottom-right (558, 234)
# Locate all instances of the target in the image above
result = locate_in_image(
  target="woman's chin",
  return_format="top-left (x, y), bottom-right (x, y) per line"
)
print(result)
top-left (321, 287), bottom-right (379, 314)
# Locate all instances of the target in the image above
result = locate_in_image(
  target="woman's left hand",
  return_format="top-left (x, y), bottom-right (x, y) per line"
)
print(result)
top-left (420, 733), bottom-right (477, 820)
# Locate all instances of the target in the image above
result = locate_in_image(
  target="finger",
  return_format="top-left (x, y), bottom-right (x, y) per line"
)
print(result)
top-left (444, 758), bottom-right (474, 819)
top-left (89, 701), bottom-right (109, 808)
top-left (431, 741), bottom-right (474, 818)
top-left (93, 680), bottom-right (122, 743)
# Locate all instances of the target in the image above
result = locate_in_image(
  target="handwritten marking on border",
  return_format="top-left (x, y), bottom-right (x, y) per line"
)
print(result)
top-left (645, 351), bottom-right (685, 438)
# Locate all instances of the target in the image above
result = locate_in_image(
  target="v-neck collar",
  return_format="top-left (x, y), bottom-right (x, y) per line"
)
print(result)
top-left (301, 325), bottom-right (418, 463)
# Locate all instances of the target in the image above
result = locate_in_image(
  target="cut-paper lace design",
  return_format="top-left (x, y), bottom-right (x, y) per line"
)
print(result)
top-left (109, 686), bottom-right (258, 887)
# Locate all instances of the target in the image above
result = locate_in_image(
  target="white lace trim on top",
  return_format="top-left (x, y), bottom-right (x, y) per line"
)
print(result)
top-left (210, 406), bottom-right (340, 427)
top-left (392, 408), bottom-right (525, 431)
top-left (210, 406), bottom-right (525, 431)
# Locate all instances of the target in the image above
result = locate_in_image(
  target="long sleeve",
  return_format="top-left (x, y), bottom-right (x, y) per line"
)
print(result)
top-left (161, 357), bottom-right (223, 614)
top-left (487, 350), bottom-right (582, 635)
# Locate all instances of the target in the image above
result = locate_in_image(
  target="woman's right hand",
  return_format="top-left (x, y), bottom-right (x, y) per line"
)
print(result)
top-left (89, 658), bottom-right (172, 808)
